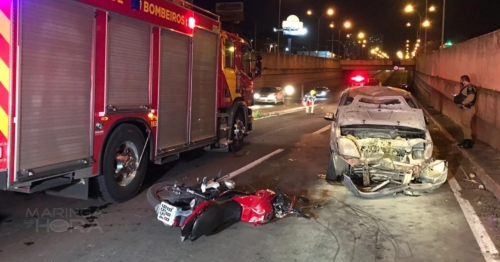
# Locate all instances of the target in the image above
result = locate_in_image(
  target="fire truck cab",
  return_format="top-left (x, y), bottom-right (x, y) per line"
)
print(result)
top-left (0, 0), bottom-right (261, 203)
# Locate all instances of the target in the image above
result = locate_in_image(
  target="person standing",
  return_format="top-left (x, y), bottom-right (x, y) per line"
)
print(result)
top-left (303, 89), bottom-right (317, 114)
top-left (455, 75), bottom-right (477, 149)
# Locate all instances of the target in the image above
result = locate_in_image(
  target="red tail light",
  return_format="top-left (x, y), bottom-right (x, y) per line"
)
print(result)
top-left (351, 76), bottom-right (365, 82)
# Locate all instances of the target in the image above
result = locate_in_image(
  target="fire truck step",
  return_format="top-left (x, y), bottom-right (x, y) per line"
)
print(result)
top-left (220, 125), bottom-right (231, 132)
top-left (219, 138), bottom-right (233, 146)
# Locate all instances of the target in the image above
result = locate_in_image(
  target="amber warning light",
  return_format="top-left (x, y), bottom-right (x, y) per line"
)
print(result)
top-left (351, 76), bottom-right (365, 82)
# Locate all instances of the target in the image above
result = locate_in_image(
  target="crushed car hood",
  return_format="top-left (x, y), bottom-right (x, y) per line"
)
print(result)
top-left (337, 96), bottom-right (426, 131)
top-left (340, 108), bottom-right (426, 131)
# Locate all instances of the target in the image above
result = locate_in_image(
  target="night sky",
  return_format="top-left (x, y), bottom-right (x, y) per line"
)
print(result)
top-left (193, 0), bottom-right (500, 57)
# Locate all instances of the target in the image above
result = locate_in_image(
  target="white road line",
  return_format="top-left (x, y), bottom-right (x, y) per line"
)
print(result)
top-left (312, 125), bottom-right (331, 134)
top-left (448, 177), bottom-right (499, 261)
top-left (219, 149), bottom-right (284, 181)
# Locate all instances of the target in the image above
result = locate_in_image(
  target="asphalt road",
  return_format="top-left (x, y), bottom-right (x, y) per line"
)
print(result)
top-left (0, 71), bottom-right (495, 262)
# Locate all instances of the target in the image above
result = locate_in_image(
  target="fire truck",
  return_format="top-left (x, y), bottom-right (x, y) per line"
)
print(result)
top-left (0, 0), bottom-right (262, 203)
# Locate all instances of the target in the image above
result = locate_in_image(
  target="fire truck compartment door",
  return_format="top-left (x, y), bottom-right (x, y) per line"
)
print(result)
top-left (191, 29), bottom-right (218, 142)
top-left (107, 14), bottom-right (151, 108)
top-left (157, 29), bottom-right (190, 150)
top-left (18, 0), bottom-right (93, 172)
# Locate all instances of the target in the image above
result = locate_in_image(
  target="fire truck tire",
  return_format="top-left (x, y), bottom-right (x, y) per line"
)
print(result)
top-left (96, 124), bottom-right (148, 203)
top-left (229, 111), bottom-right (245, 152)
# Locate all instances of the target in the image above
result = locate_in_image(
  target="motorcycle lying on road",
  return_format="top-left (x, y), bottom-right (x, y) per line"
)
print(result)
top-left (147, 172), bottom-right (310, 241)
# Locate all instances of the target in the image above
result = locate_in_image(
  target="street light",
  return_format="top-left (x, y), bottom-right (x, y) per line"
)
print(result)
top-left (329, 21), bottom-right (353, 56)
top-left (404, 4), bottom-right (422, 41)
top-left (423, 20), bottom-right (430, 27)
top-left (429, 5), bottom-right (436, 12)
top-left (406, 22), bottom-right (411, 27)
top-left (358, 32), bottom-right (365, 39)
top-left (307, 8), bottom-right (334, 51)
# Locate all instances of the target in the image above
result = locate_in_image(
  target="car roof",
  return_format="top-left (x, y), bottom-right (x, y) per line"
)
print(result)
top-left (346, 86), bottom-right (413, 99)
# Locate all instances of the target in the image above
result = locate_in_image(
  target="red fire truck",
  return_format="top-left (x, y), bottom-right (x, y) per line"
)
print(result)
top-left (0, 0), bottom-right (261, 202)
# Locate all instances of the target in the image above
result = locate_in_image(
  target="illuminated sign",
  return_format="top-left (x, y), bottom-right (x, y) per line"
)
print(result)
top-left (281, 15), bottom-right (307, 36)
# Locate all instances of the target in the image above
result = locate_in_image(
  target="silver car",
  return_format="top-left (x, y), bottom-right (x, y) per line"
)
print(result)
top-left (324, 86), bottom-right (447, 198)
top-left (253, 87), bottom-right (286, 104)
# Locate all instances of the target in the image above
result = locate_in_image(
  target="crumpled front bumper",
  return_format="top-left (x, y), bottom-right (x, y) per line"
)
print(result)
top-left (342, 160), bottom-right (448, 199)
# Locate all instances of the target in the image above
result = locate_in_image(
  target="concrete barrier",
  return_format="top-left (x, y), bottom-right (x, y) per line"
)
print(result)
top-left (414, 29), bottom-right (500, 150)
top-left (253, 53), bottom-right (342, 94)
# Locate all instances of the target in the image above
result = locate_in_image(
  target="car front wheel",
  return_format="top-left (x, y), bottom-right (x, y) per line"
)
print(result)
top-left (326, 154), bottom-right (339, 182)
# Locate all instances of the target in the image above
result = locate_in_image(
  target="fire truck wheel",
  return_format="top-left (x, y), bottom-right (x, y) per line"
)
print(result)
top-left (96, 124), bottom-right (147, 203)
top-left (229, 111), bottom-right (245, 152)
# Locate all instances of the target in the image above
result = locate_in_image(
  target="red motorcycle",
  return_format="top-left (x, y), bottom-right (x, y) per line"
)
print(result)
top-left (147, 173), bottom-right (310, 241)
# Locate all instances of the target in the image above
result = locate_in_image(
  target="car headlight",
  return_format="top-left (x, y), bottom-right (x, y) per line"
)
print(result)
top-left (321, 91), bottom-right (326, 96)
top-left (268, 94), bottom-right (276, 99)
top-left (254, 93), bottom-right (261, 99)
top-left (338, 137), bottom-right (361, 158)
top-left (284, 85), bottom-right (295, 95)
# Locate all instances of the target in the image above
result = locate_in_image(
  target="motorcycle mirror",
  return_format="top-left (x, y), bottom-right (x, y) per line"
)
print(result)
top-left (224, 179), bottom-right (235, 189)
top-left (190, 198), bottom-right (196, 208)
top-left (196, 177), bottom-right (200, 184)
top-left (202, 177), bottom-right (208, 185)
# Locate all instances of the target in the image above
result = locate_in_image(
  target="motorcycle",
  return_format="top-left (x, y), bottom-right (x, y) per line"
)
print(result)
top-left (147, 172), bottom-right (310, 241)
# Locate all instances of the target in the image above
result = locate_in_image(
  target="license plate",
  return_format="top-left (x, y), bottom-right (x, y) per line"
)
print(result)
top-left (157, 202), bottom-right (178, 226)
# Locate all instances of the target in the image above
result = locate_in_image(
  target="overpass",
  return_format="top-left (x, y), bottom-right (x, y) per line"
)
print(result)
top-left (256, 29), bottom-right (499, 151)
top-left (340, 59), bottom-right (415, 70)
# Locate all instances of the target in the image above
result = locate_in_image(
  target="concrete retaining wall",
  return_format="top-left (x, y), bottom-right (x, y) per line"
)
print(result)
top-left (253, 53), bottom-right (342, 92)
top-left (414, 29), bottom-right (500, 150)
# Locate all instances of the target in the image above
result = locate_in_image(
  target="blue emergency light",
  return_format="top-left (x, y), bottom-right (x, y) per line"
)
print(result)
top-left (131, 0), bottom-right (141, 10)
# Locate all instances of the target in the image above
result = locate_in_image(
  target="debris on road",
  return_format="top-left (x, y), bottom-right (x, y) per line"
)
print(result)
top-left (470, 173), bottom-right (476, 179)
top-left (479, 184), bottom-right (485, 190)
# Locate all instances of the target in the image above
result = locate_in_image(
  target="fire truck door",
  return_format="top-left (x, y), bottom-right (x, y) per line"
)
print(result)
top-left (17, 0), bottom-right (94, 175)
top-left (190, 28), bottom-right (218, 142)
top-left (157, 29), bottom-right (190, 150)
top-left (107, 13), bottom-right (150, 108)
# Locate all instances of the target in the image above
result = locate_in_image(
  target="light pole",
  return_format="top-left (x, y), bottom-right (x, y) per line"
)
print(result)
top-left (405, 4), bottom-right (435, 53)
top-left (333, 21), bottom-right (352, 57)
top-left (307, 8), bottom-right (334, 51)
top-left (357, 32), bottom-right (365, 58)
top-left (277, 0), bottom-right (281, 53)
top-left (404, 5), bottom-right (422, 41)
top-left (441, 1), bottom-right (446, 46)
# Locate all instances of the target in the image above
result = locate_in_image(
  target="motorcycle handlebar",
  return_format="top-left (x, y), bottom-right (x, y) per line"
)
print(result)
top-left (185, 188), bottom-right (213, 200)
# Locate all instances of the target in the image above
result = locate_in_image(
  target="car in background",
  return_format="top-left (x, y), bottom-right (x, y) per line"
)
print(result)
top-left (323, 85), bottom-right (445, 198)
top-left (347, 75), bottom-right (381, 87)
top-left (314, 87), bottom-right (331, 98)
top-left (253, 86), bottom-right (285, 104)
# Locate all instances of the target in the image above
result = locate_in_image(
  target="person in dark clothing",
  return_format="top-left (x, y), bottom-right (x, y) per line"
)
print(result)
top-left (456, 75), bottom-right (477, 149)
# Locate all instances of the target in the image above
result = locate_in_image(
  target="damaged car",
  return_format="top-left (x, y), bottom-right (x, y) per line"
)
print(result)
top-left (324, 86), bottom-right (448, 198)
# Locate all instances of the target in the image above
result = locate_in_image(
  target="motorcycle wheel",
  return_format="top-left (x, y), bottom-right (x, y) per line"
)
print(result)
top-left (147, 181), bottom-right (196, 209)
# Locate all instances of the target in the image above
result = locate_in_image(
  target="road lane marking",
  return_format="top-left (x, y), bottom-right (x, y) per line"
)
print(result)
top-left (219, 149), bottom-right (284, 181)
top-left (448, 177), bottom-right (499, 261)
top-left (312, 125), bottom-right (331, 134)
